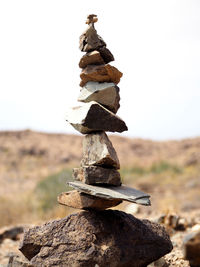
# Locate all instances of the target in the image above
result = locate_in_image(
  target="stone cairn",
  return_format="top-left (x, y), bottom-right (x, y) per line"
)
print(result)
top-left (58, 14), bottom-right (151, 210)
top-left (19, 15), bottom-right (173, 267)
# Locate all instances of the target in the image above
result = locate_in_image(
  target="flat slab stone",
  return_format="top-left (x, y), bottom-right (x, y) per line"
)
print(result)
top-left (73, 166), bottom-right (121, 186)
top-left (81, 131), bottom-right (120, 169)
top-left (79, 51), bottom-right (105, 68)
top-left (78, 81), bottom-right (120, 113)
top-left (68, 181), bottom-right (151, 206)
top-left (80, 64), bottom-right (123, 87)
top-left (65, 101), bottom-right (128, 134)
top-left (58, 190), bottom-right (122, 210)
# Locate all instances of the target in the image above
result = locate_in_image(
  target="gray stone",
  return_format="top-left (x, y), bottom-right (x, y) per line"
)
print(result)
top-left (73, 166), bottom-right (121, 186)
top-left (81, 132), bottom-right (120, 169)
top-left (79, 25), bottom-right (106, 52)
top-left (68, 181), bottom-right (151, 206)
top-left (78, 82), bottom-right (120, 113)
top-left (79, 51), bottom-right (105, 69)
top-left (58, 190), bottom-right (122, 210)
top-left (65, 101), bottom-right (128, 134)
top-left (19, 210), bottom-right (173, 267)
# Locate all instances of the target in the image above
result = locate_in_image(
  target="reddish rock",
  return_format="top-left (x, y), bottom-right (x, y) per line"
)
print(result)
top-left (58, 190), bottom-right (122, 210)
top-left (80, 64), bottom-right (123, 87)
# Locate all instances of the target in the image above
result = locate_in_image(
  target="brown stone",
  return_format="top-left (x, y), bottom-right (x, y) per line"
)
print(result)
top-left (98, 46), bottom-right (114, 63)
top-left (184, 231), bottom-right (200, 266)
top-left (80, 64), bottom-right (123, 87)
top-left (79, 51), bottom-right (105, 68)
top-left (65, 101), bottom-right (128, 134)
top-left (79, 25), bottom-right (106, 52)
top-left (73, 166), bottom-right (121, 186)
top-left (19, 210), bottom-right (173, 267)
top-left (58, 190), bottom-right (122, 210)
top-left (81, 131), bottom-right (120, 169)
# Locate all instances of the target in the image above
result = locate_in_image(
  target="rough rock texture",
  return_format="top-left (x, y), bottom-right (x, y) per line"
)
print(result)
top-left (81, 131), bottom-right (120, 169)
top-left (66, 101), bottom-right (128, 134)
top-left (7, 255), bottom-right (33, 267)
top-left (58, 190), bottom-right (122, 210)
top-left (79, 51), bottom-right (105, 68)
top-left (184, 231), bottom-right (200, 266)
top-left (19, 210), bottom-right (173, 267)
top-left (68, 181), bottom-right (151, 206)
top-left (78, 81), bottom-right (120, 113)
top-left (73, 166), bottom-right (121, 186)
top-left (79, 25), bottom-right (106, 52)
top-left (80, 64), bottom-right (123, 87)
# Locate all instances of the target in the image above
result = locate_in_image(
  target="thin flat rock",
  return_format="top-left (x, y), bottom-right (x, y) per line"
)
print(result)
top-left (68, 181), bottom-right (151, 206)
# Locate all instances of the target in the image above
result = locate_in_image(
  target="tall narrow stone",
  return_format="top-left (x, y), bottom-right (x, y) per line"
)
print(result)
top-left (81, 131), bottom-right (120, 169)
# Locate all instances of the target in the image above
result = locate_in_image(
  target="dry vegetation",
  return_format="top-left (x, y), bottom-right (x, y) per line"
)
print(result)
top-left (0, 130), bottom-right (200, 227)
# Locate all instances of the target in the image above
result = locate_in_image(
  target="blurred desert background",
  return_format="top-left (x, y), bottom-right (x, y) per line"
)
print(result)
top-left (1, 129), bottom-right (200, 227)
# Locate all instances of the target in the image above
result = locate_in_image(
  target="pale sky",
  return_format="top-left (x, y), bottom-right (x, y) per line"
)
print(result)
top-left (0, 0), bottom-right (200, 140)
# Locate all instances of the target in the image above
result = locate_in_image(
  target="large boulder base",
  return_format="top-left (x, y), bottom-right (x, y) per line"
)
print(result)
top-left (73, 166), bottom-right (121, 186)
top-left (80, 64), bottom-right (123, 87)
top-left (66, 101), bottom-right (128, 134)
top-left (19, 210), bottom-right (173, 267)
top-left (58, 190), bottom-right (122, 210)
top-left (78, 81), bottom-right (120, 113)
top-left (81, 131), bottom-right (120, 169)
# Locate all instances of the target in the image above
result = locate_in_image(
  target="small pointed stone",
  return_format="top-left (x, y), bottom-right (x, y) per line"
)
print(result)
top-left (79, 25), bottom-right (106, 52)
top-left (73, 166), bottom-right (121, 186)
top-left (58, 190), bottom-right (122, 210)
top-left (78, 82), bottom-right (120, 113)
top-left (79, 51), bottom-right (105, 69)
top-left (81, 132), bottom-right (120, 169)
top-left (65, 101), bottom-right (128, 134)
top-left (80, 64), bottom-right (123, 87)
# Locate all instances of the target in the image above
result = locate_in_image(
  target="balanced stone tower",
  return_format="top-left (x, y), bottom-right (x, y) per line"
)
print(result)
top-left (19, 15), bottom-right (173, 267)
top-left (58, 14), bottom-right (151, 209)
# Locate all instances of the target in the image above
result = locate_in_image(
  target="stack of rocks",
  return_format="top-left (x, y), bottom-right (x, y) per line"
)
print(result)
top-left (58, 14), bottom-right (150, 211)
top-left (19, 15), bottom-right (173, 267)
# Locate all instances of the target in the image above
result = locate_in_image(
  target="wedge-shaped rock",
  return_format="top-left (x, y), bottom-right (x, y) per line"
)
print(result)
top-left (58, 190), bottom-right (122, 210)
top-left (80, 64), bottom-right (123, 87)
top-left (68, 181), bottom-right (151, 206)
top-left (65, 101), bottom-right (128, 134)
top-left (98, 46), bottom-right (114, 63)
top-left (73, 166), bottom-right (121, 186)
top-left (79, 51), bottom-right (105, 68)
top-left (81, 131), bottom-right (120, 169)
top-left (79, 25), bottom-right (106, 52)
top-left (78, 82), bottom-right (120, 113)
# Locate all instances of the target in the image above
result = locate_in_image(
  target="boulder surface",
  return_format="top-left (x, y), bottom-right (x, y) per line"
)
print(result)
top-left (19, 210), bottom-right (173, 267)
